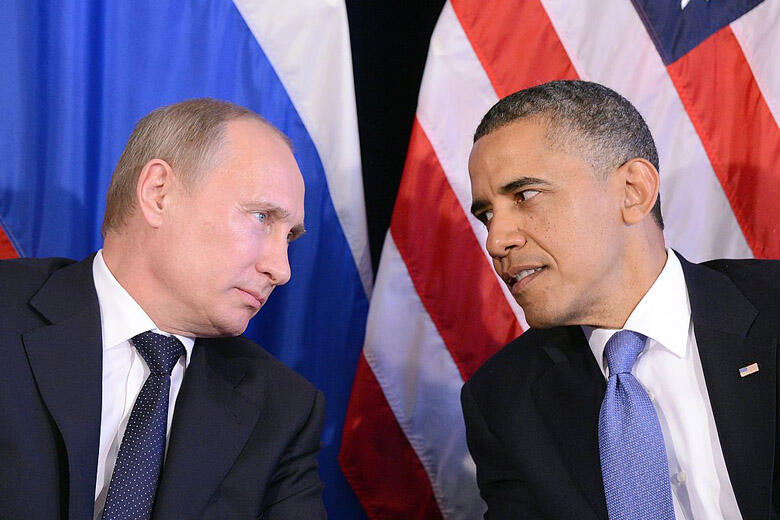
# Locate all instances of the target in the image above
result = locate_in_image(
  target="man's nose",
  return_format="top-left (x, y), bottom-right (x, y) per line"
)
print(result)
top-left (257, 234), bottom-right (292, 286)
top-left (486, 211), bottom-right (526, 259)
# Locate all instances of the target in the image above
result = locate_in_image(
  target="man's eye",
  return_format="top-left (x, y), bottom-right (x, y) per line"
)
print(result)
top-left (477, 210), bottom-right (493, 226)
top-left (517, 189), bottom-right (540, 202)
top-left (254, 212), bottom-right (267, 223)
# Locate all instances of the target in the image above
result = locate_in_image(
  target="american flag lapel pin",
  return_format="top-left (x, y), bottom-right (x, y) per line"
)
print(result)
top-left (739, 363), bottom-right (759, 377)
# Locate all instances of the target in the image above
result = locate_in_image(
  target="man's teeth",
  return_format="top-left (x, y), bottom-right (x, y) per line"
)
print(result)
top-left (514, 267), bottom-right (543, 282)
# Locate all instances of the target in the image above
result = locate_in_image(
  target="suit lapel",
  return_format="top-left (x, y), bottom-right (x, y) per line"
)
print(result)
top-left (22, 256), bottom-right (103, 520)
top-left (681, 257), bottom-right (775, 520)
top-left (532, 327), bottom-right (609, 520)
top-left (153, 337), bottom-right (262, 519)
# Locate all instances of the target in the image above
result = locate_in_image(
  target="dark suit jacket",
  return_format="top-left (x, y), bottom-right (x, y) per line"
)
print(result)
top-left (462, 255), bottom-right (780, 519)
top-left (0, 255), bottom-right (326, 519)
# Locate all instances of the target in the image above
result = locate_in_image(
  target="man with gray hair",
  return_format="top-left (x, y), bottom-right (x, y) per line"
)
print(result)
top-left (0, 99), bottom-right (326, 519)
top-left (461, 80), bottom-right (779, 519)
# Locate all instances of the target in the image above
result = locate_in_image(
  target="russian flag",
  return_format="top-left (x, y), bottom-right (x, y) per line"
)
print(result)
top-left (0, 1), bottom-right (371, 517)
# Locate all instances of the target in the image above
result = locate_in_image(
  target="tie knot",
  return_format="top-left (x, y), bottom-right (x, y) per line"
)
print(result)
top-left (604, 330), bottom-right (646, 376)
top-left (132, 331), bottom-right (184, 375)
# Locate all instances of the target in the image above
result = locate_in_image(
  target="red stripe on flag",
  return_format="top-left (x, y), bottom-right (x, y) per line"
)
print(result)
top-left (342, 3), bottom-right (586, 516)
top-left (0, 227), bottom-right (19, 259)
top-left (666, 26), bottom-right (780, 258)
top-left (391, 120), bottom-right (522, 381)
top-left (451, 0), bottom-right (578, 97)
top-left (339, 355), bottom-right (442, 520)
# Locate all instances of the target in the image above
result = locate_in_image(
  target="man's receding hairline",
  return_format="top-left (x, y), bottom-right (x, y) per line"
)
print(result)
top-left (188, 115), bottom-right (295, 186)
top-left (474, 112), bottom-right (593, 170)
top-left (228, 114), bottom-right (294, 151)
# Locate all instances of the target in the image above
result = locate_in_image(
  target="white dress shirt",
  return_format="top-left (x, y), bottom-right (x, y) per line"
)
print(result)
top-left (582, 250), bottom-right (742, 520)
top-left (92, 250), bottom-right (195, 519)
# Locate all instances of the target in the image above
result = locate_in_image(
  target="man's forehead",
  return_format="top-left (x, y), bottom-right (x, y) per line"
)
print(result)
top-left (471, 117), bottom-right (587, 178)
top-left (222, 118), bottom-right (292, 158)
top-left (194, 125), bottom-right (303, 220)
top-left (221, 118), bottom-right (302, 181)
top-left (469, 126), bottom-right (530, 185)
top-left (473, 118), bottom-right (549, 155)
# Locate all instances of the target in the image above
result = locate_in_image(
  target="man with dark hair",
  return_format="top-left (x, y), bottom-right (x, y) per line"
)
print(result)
top-left (461, 80), bottom-right (779, 519)
top-left (0, 99), bottom-right (326, 519)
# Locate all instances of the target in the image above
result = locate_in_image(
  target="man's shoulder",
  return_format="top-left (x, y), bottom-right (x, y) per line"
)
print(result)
top-left (0, 256), bottom-right (76, 288)
top-left (465, 326), bottom-right (580, 394)
top-left (198, 335), bottom-right (320, 404)
top-left (0, 257), bottom-right (78, 322)
top-left (701, 257), bottom-right (779, 288)
top-left (698, 257), bottom-right (779, 312)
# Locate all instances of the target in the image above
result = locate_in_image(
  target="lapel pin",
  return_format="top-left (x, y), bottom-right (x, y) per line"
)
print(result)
top-left (739, 362), bottom-right (759, 377)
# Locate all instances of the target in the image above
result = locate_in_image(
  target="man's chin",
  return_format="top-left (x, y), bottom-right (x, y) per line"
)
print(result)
top-left (225, 320), bottom-right (251, 337)
top-left (521, 305), bottom-right (565, 330)
top-left (206, 314), bottom-right (252, 338)
top-left (523, 304), bottom-right (589, 329)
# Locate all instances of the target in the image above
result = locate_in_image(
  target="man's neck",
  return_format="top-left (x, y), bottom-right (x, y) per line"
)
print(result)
top-left (102, 233), bottom-right (176, 334)
top-left (586, 243), bottom-right (668, 330)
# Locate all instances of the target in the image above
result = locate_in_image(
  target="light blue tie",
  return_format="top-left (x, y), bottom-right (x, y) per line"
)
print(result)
top-left (598, 330), bottom-right (675, 520)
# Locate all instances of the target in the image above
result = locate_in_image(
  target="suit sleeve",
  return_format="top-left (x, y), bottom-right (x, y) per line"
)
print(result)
top-left (461, 382), bottom-right (545, 519)
top-left (261, 389), bottom-right (326, 519)
top-left (774, 333), bottom-right (780, 519)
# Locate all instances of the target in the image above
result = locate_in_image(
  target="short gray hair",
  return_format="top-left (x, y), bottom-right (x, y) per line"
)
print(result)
top-left (475, 80), bottom-right (663, 229)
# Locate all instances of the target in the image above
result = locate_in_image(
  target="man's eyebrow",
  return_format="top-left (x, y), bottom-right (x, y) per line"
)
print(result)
top-left (498, 177), bottom-right (551, 195)
top-left (289, 223), bottom-right (306, 242)
top-left (264, 206), bottom-right (291, 220)
top-left (246, 202), bottom-right (290, 219)
top-left (470, 176), bottom-right (551, 215)
top-left (246, 202), bottom-right (305, 240)
top-left (470, 198), bottom-right (490, 216)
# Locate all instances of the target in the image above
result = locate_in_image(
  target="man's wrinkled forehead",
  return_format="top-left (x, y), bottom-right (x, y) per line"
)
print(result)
top-left (470, 114), bottom-right (593, 182)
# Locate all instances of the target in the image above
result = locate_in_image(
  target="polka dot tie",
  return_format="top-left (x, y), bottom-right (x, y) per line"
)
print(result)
top-left (101, 331), bottom-right (184, 520)
top-left (598, 330), bottom-right (674, 520)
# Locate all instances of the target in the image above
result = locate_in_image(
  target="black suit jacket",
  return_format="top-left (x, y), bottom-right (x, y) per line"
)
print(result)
top-left (0, 255), bottom-right (326, 519)
top-left (462, 255), bottom-right (780, 519)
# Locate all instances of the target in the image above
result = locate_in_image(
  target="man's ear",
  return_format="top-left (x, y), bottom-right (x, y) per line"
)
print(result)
top-left (619, 158), bottom-right (660, 226)
top-left (136, 159), bottom-right (175, 228)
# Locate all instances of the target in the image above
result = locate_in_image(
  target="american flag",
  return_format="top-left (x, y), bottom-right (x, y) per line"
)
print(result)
top-left (339, 0), bottom-right (780, 518)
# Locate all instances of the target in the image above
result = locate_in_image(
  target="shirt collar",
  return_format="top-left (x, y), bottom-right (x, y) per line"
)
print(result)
top-left (92, 250), bottom-right (195, 365)
top-left (582, 249), bottom-right (691, 376)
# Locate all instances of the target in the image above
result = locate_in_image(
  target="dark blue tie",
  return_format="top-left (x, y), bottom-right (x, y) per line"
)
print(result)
top-left (101, 331), bottom-right (184, 520)
top-left (598, 330), bottom-right (674, 520)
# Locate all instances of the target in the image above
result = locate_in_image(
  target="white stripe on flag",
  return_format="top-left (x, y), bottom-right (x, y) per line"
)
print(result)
top-left (232, 0), bottom-right (372, 294)
top-left (417, 1), bottom-right (527, 327)
top-left (731, 0), bottom-right (780, 128)
top-left (541, 0), bottom-right (753, 261)
top-left (364, 232), bottom-right (483, 519)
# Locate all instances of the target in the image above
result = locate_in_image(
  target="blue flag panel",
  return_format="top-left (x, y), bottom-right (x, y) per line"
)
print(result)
top-left (631, 0), bottom-right (764, 64)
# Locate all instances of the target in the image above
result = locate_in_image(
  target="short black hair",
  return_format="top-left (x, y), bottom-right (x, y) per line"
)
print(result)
top-left (474, 80), bottom-right (663, 229)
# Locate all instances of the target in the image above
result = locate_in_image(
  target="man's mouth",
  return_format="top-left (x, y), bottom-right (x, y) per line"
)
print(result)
top-left (237, 288), bottom-right (267, 308)
top-left (506, 266), bottom-right (546, 293)
top-left (514, 267), bottom-right (544, 282)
